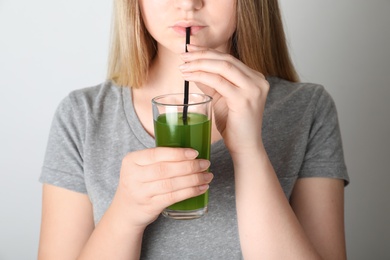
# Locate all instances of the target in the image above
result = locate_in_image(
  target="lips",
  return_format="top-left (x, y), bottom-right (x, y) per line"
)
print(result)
top-left (172, 22), bottom-right (206, 36)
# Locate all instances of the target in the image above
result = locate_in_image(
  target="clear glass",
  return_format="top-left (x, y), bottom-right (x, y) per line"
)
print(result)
top-left (152, 93), bottom-right (212, 220)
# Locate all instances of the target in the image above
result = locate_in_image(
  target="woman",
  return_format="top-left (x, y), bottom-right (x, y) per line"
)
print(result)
top-left (38, 0), bottom-right (349, 259)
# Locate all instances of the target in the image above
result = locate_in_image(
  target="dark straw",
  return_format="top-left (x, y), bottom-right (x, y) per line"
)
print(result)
top-left (182, 27), bottom-right (190, 124)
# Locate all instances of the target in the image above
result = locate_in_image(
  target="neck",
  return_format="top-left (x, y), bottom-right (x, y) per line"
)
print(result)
top-left (144, 44), bottom-right (192, 94)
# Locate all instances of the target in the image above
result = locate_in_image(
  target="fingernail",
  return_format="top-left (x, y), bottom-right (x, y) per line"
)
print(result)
top-left (180, 52), bottom-right (190, 59)
top-left (203, 172), bottom-right (213, 181)
top-left (199, 160), bottom-right (210, 169)
top-left (185, 149), bottom-right (198, 158)
top-left (199, 184), bottom-right (209, 191)
top-left (181, 72), bottom-right (192, 78)
top-left (179, 63), bottom-right (189, 70)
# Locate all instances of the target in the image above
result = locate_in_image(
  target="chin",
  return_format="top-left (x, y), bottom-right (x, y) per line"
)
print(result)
top-left (158, 42), bottom-right (186, 55)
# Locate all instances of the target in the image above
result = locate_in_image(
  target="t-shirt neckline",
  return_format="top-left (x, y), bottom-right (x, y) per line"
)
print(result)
top-left (122, 86), bottom-right (156, 149)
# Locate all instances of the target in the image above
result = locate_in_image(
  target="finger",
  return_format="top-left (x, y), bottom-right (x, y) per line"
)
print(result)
top-left (152, 183), bottom-right (210, 209)
top-left (181, 59), bottom-right (268, 108)
top-left (140, 159), bottom-right (211, 182)
top-left (182, 45), bottom-right (267, 90)
top-left (146, 172), bottom-right (213, 197)
top-left (124, 147), bottom-right (199, 166)
top-left (182, 69), bottom-right (241, 101)
top-left (183, 44), bottom-right (262, 79)
top-left (180, 57), bottom-right (263, 98)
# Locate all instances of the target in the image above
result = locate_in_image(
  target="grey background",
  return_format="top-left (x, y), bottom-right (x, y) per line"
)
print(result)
top-left (0, 0), bottom-right (389, 259)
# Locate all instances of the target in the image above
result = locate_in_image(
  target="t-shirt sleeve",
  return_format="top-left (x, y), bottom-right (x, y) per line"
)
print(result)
top-left (299, 87), bottom-right (349, 185)
top-left (39, 95), bottom-right (87, 193)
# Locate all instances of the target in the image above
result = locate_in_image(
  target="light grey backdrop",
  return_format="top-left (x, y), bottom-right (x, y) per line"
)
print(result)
top-left (0, 1), bottom-right (389, 259)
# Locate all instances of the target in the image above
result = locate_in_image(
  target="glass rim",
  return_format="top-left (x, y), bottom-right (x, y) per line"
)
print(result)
top-left (151, 93), bottom-right (213, 107)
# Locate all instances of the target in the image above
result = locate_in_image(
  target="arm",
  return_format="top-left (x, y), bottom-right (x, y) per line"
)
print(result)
top-left (180, 44), bottom-right (346, 259)
top-left (290, 178), bottom-right (346, 260)
top-left (38, 147), bottom-right (212, 260)
top-left (38, 184), bottom-right (145, 260)
top-left (233, 150), bottom-right (346, 259)
top-left (38, 184), bottom-right (95, 259)
top-left (232, 149), bottom-right (322, 259)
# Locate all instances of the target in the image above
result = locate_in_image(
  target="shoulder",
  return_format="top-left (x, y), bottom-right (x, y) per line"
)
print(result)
top-left (66, 80), bottom-right (123, 110)
top-left (263, 78), bottom-right (349, 187)
top-left (267, 77), bottom-right (331, 103)
top-left (266, 77), bottom-right (336, 115)
top-left (56, 81), bottom-right (126, 120)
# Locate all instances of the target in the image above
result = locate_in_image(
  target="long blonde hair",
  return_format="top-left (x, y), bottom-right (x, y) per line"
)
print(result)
top-left (108, 0), bottom-right (298, 88)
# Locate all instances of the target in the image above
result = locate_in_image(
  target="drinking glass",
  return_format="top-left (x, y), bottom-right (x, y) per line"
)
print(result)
top-left (152, 93), bottom-right (212, 220)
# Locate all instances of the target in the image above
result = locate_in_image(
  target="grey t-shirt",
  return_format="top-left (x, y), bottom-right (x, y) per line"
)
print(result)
top-left (40, 77), bottom-right (349, 259)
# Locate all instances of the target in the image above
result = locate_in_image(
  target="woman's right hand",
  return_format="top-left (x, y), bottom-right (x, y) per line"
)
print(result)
top-left (115, 147), bottom-right (212, 229)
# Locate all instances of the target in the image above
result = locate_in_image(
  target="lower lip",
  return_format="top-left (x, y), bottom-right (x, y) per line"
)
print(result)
top-left (172, 26), bottom-right (205, 36)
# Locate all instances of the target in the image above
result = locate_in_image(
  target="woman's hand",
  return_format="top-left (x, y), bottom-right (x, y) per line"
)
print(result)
top-left (115, 147), bottom-right (212, 229)
top-left (179, 44), bottom-right (269, 156)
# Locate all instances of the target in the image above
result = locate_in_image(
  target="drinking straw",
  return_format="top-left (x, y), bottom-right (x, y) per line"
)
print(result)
top-left (182, 27), bottom-right (190, 124)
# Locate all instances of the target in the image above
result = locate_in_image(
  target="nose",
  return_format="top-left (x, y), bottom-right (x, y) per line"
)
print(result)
top-left (174, 0), bottom-right (203, 11)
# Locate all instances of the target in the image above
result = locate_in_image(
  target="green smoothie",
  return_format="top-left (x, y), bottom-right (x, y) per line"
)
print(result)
top-left (154, 112), bottom-right (211, 211)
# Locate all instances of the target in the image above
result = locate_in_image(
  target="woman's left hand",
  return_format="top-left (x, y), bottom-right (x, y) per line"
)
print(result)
top-left (180, 44), bottom-right (269, 156)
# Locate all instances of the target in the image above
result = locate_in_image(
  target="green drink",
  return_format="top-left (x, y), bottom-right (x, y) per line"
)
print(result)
top-left (155, 113), bottom-right (211, 210)
top-left (152, 93), bottom-right (212, 220)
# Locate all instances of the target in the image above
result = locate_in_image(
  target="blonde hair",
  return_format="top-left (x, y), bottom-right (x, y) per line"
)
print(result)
top-left (108, 0), bottom-right (298, 88)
